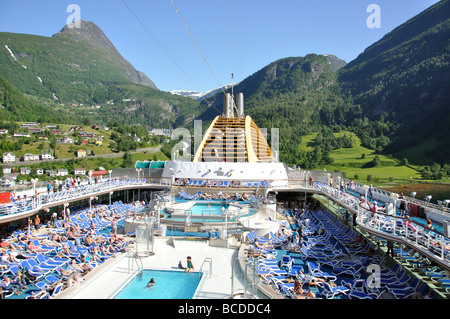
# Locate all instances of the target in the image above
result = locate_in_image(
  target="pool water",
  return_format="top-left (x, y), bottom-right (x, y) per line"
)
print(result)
top-left (190, 202), bottom-right (230, 215)
top-left (114, 269), bottom-right (203, 299)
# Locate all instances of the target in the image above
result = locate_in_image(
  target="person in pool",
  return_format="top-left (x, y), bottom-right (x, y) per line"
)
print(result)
top-left (186, 256), bottom-right (194, 273)
top-left (146, 278), bottom-right (156, 288)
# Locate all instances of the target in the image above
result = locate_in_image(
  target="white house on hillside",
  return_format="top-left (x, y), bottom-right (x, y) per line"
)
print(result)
top-left (23, 153), bottom-right (39, 161)
top-left (2, 152), bottom-right (16, 163)
top-left (74, 168), bottom-right (86, 176)
top-left (41, 149), bottom-right (54, 160)
top-left (57, 169), bottom-right (68, 177)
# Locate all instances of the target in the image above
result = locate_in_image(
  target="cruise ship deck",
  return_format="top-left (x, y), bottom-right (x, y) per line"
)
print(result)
top-left (1, 92), bottom-right (450, 301)
top-left (57, 237), bottom-right (240, 299)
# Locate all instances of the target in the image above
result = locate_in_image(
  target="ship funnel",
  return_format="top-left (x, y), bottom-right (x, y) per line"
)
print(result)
top-left (223, 93), bottom-right (232, 118)
top-left (236, 92), bottom-right (244, 117)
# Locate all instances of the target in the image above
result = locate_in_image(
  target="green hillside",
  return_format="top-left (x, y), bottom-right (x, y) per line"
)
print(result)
top-left (0, 20), bottom-right (203, 128)
top-left (0, 74), bottom-right (72, 123)
top-left (338, 0), bottom-right (450, 164)
top-left (198, 0), bottom-right (450, 173)
top-left (300, 130), bottom-right (422, 185)
top-left (0, 2), bottom-right (449, 183)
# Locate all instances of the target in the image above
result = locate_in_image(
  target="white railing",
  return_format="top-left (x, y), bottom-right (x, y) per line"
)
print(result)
top-left (0, 177), bottom-right (171, 217)
top-left (303, 181), bottom-right (450, 266)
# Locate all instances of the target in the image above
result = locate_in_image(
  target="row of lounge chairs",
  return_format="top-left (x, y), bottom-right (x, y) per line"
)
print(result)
top-left (299, 208), bottom-right (441, 299)
top-left (245, 219), bottom-right (359, 299)
top-left (178, 190), bottom-right (255, 202)
top-left (0, 201), bottom-right (134, 299)
top-left (179, 179), bottom-right (269, 188)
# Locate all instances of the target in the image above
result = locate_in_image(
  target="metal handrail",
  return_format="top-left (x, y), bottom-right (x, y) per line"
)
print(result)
top-left (199, 257), bottom-right (212, 278)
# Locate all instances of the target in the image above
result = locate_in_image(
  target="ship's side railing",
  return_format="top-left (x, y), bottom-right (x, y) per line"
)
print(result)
top-left (293, 180), bottom-right (450, 266)
top-left (0, 177), bottom-right (172, 216)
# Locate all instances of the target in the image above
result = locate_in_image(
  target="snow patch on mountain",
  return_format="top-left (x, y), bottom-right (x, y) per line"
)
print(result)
top-left (170, 84), bottom-right (236, 100)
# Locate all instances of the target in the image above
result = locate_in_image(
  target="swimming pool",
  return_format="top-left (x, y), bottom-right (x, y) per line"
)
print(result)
top-left (114, 269), bottom-right (203, 299)
top-left (190, 202), bottom-right (230, 215)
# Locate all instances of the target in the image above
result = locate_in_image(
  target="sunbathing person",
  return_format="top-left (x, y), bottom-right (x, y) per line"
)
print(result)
top-left (2, 249), bottom-right (27, 263)
top-left (84, 234), bottom-right (95, 246)
top-left (59, 268), bottom-right (83, 287)
top-left (0, 275), bottom-right (21, 296)
top-left (253, 238), bottom-right (275, 250)
top-left (78, 254), bottom-right (95, 272)
top-left (99, 243), bottom-right (116, 257)
top-left (246, 245), bottom-right (261, 258)
top-left (68, 259), bottom-right (90, 275)
top-left (11, 271), bottom-right (28, 292)
top-left (48, 233), bottom-right (68, 243)
top-left (88, 246), bottom-right (108, 262)
top-left (292, 279), bottom-right (316, 299)
top-left (39, 236), bottom-right (62, 248)
top-left (60, 241), bottom-right (74, 256)
top-left (26, 289), bottom-right (48, 299)
top-left (27, 240), bottom-right (46, 253)
top-left (0, 252), bottom-right (8, 271)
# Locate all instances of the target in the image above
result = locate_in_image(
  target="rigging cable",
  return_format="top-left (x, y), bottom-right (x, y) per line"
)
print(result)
top-left (169, 0), bottom-right (226, 96)
top-left (110, 0), bottom-right (199, 90)
top-left (111, 0), bottom-right (227, 116)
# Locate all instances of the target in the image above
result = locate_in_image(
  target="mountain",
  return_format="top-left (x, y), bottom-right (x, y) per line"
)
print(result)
top-left (338, 0), bottom-right (450, 163)
top-left (53, 20), bottom-right (157, 89)
top-left (0, 20), bottom-right (157, 102)
top-left (196, 54), bottom-right (355, 166)
top-left (197, 1), bottom-right (450, 167)
top-left (1, 1), bottom-right (448, 166)
top-left (0, 20), bottom-right (202, 128)
top-left (0, 73), bottom-right (72, 123)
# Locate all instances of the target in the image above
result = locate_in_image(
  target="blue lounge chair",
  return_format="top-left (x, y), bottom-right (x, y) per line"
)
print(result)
top-left (248, 231), bottom-right (271, 244)
top-left (49, 283), bottom-right (64, 298)
top-left (307, 261), bottom-right (337, 282)
top-left (332, 264), bottom-right (364, 279)
top-left (380, 263), bottom-right (401, 277)
top-left (380, 269), bottom-right (409, 286)
top-left (280, 255), bottom-right (293, 271)
top-left (268, 275), bottom-right (291, 286)
top-left (35, 281), bottom-right (48, 291)
top-left (388, 278), bottom-right (423, 299)
top-left (45, 274), bottom-right (61, 285)
top-left (349, 290), bottom-right (385, 299)
top-left (269, 231), bottom-right (288, 244)
top-left (37, 254), bottom-right (70, 267)
top-left (27, 258), bottom-right (56, 272)
top-left (20, 260), bottom-right (48, 279)
top-left (67, 240), bottom-right (88, 255)
top-left (257, 266), bottom-right (288, 278)
top-left (321, 281), bottom-right (350, 299)
top-left (32, 240), bottom-right (56, 254)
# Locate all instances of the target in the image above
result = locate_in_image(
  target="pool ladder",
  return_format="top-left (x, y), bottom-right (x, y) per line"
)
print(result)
top-left (199, 257), bottom-right (212, 278)
top-left (127, 249), bottom-right (144, 274)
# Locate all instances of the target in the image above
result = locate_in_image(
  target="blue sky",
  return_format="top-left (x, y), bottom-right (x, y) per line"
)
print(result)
top-left (0, 0), bottom-right (440, 92)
